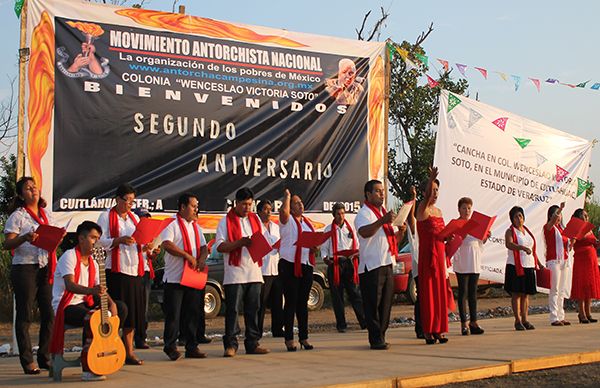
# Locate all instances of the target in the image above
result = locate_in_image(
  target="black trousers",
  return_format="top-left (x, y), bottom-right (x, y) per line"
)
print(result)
top-left (178, 288), bottom-right (207, 343)
top-left (134, 271), bottom-right (152, 345)
top-left (223, 283), bottom-right (262, 351)
top-left (279, 260), bottom-right (313, 341)
top-left (456, 273), bottom-right (480, 323)
top-left (10, 264), bottom-right (54, 367)
top-left (64, 300), bottom-right (128, 346)
top-left (258, 275), bottom-right (284, 337)
top-left (162, 283), bottom-right (201, 352)
top-left (326, 259), bottom-right (366, 330)
top-left (359, 264), bottom-right (394, 346)
top-left (414, 275), bottom-right (423, 337)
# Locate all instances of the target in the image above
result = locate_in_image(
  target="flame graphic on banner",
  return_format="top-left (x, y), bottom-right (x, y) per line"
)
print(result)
top-left (115, 9), bottom-right (306, 48)
top-left (368, 56), bottom-right (385, 180)
top-left (27, 11), bottom-right (55, 190)
top-left (65, 21), bottom-right (105, 37)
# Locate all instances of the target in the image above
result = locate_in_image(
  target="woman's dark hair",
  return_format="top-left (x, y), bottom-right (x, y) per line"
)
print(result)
top-left (9, 177), bottom-right (46, 214)
top-left (547, 205), bottom-right (560, 223)
top-left (458, 197), bottom-right (473, 209)
top-left (115, 183), bottom-right (136, 198)
top-left (419, 179), bottom-right (440, 195)
top-left (256, 199), bottom-right (272, 212)
top-left (509, 206), bottom-right (525, 225)
top-left (572, 208), bottom-right (585, 220)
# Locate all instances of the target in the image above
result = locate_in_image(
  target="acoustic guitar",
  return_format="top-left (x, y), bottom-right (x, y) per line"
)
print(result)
top-left (81, 246), bottom-right (126, 376)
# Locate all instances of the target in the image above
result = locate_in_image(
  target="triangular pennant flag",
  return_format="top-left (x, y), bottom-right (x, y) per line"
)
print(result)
top-left (545, 78), bottom-right (559, 84)
top-left (591, 83), bottom-right (600, 90)
top-left (577, 80), bottom-right (590, 88)
top-left (386, 42), bottom-right (395, 61)
top-left (561, 83), bottom-right (577, 88)
top-left (468, 109), bottom-right (483, 128)
top-left (395, 47), bottom-right (409, 59)
top-left (514, 137), bottom-right (531, 149)
top-left (511, 75), bottom-right (521, 91)
top-left (535, 152), bottom-right (547, 167)
top-left (492, 117), bottom-right (508, 131)
top-left (555, 165), bottom-right (569, 182)
top-left (448, 114), bottom-right (457, 129)
top-left (447, 93), bottom-right (462, 113)
top-left (415, 53), bottom-right (428, 67)
top-left (426, 75), bottom-right (439, 88)
top-left (495, 71), bottom-right (508, 81)
top-left (577, 177), bottom-right (591, 197)
top-left (456, 63), bottom-right (468, 77)
top-left (529, 78), bottom-right (541, 93)
top-left (474, 67), bottom-right (488, 79)
top-left (14, 0), bottom-right (24, 17)
top-left (437, 58), bottom-right (449, 72)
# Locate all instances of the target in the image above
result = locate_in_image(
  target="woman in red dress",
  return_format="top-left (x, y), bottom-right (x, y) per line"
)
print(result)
top-left (416, 167), bottom-right (449, 344)
top-left (570, 208), bottom-right (600, 323)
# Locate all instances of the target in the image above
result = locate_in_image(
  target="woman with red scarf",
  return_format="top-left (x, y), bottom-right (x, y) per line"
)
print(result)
top-left (569, 208), bottom-right (600, 323)
top-left (97, 183), bottom-right (145, 365)
top-left (3, 177), bottom-right (62, 374)
top-left (504, 206), bottom-right (539, 331)
top-left (416, 167), bottom-right (450, 344)
top-left (279, 189), bottom-right (316, 351)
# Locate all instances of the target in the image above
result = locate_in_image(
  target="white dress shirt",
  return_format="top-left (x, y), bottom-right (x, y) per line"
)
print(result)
top-left (354, 205), bottom-right (394, 274)
top-left (320, 222), bottom-right (358, 258)
top-left (506, 228), bottom-right (536, 268)
top-left (97, 209), bottom-right (142, 276)
top-left (52, 248), bottom-right (100, 312)
top-left (261, 221), bottom-right (280, 276)
top-left (160, 216), bottom-right (207, 284)
top-left (215, 215), bottom-right (264, 285)
top-left (4, 207), bottom-right (54, 266)
top-left (453, 234), bottom-right (483, 274)
top-left (279, 217), bottom-right (313, 266)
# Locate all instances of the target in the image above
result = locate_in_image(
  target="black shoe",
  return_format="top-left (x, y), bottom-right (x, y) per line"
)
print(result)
top-left (461, 327), bottom-right (469, 336)
top-left (370, 342), bottom-right (390, 350)
top-left (22, 366), bottom-right (41, 375)
top-left (424, 336), bottom-right (436, 345)
top-left (164, 348), bottom-right (182, 361)
top-left (185, 348), bottom-right (207, 358)
top-left (285, 340), bottom-right (297, 352)
top-left (469, 325), bottom-right (485, 335)
top-left (522, 321), bottom-right (535, 330)
top-left (337, 328), bottom-right (347, 333)
top-left (515, 322), bottom-right (526, 331)
top-left (299, 340), bottom-right (314, 350)
top-left (433, 334), bottom-right (448, 344)
top-left (197, 336), bottom-right (212, 344)
top-left (37, 358), bottom-right (51, 370)
top-left (587, 316), bottom-right (598, 323)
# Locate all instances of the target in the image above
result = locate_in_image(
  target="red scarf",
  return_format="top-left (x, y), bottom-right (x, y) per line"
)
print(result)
top-left (177, 215), bottom-right (202, 281)
top-left (109, 208), bottom-right (144, 276)
top-left (331, 220), bottom-right (359, 286)
top-left (146, 253), bottom-right (155, 280)
top-left (226, 209), bottom-right (262, 266)
top-left (511, 225), bottom-right (540, 276)
top-left (50, 247), bottom-right (96, 354)
top-left (293, 216), bottom-right (316, 277)
top-left (364, 201), bottom-right (398, 257)
top-left (23, 206), bottom-right (56, 284)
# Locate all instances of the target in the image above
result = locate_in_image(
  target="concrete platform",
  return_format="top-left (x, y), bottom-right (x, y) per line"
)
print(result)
top-left (1, 313), bottom-right (599, 387)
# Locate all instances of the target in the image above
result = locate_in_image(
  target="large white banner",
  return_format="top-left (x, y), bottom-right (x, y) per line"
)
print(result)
top-left (434, 90), bottom-right (593, 283)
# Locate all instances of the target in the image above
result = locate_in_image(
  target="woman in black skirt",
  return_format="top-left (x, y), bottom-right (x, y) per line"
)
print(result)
top-left (504, 206), bottom-right (539, 331)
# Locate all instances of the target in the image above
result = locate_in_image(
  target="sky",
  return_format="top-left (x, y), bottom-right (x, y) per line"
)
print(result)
top-left (0, 0), bottom-right (598, 194)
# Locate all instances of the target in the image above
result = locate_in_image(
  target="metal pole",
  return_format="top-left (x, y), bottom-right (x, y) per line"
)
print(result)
top-left (16, 0), bottom-right (28, 180)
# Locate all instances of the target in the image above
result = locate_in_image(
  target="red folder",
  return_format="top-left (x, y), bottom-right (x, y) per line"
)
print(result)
top-left (32, 224), bottom-right (66, 252)
top-left (536, 268), bottom-right (551, 289)
top-left (132, 217), bottom-right (174, 245)
top-left (563, 217), bottom-right (594, 240)
top-left (180, 264), bottom-right (208, 290)
top-left (335, 249), bottom-right (359, 258)
top-left (466, 211), bottom-right (497, 240)
top-left (296, 231), bottom-right (332, 248)
top-left (248, 232), bottom-right (273, 263)
top-left (445, 234), bottom-right (464, 259)
top-left (439, 219), bottom-right (468, 240)
top-left (272, 239), bottom-right (281, 250)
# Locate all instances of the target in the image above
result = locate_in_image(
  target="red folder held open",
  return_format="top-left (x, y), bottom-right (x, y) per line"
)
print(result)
top-left (132, 217), bottom-right (174, 245)
top-left (466, 211), bottom-right (497, 241)
top-left (32, 224), bottom-right (66, 252)
top-left (180, 264), bottom-right (208, 290)
top-left (295, 231), bottom-right (332, 248)
top-left (248, 232), bottom-right (273, 263)
top-left (439, 219), bottom-right (468, 240)
top-left (563, 217), bottom-right (594, 240)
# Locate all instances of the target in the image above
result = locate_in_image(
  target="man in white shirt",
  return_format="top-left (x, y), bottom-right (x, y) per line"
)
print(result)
top-left (216, 188), bottom-right (269, 357)
top-left (51, 221), bottom-right (126, 382)
top-left (256, 199), bottom-right (284, 338)
top-left (321, 203), bottom-right (366, 332)
top-left (160, 193), bottom-right (208, 361)
top-left (355, 180), bottom-right (406, 350)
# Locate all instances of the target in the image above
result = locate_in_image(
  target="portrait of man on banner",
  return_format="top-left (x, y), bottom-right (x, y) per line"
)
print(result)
top-left (326, 58), bottom-right (365, 105)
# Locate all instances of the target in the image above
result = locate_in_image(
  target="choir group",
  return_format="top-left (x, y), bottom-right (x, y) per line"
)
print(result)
top-left (6, 167), bottom-right (600, 381)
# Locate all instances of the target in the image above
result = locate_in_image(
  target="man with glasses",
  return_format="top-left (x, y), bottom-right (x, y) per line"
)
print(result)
top-left (97, 183), bottom-right (146, 365)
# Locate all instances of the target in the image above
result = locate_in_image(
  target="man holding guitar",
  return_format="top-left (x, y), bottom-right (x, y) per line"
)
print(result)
top-left (51, 221), bottom-right (127, 382)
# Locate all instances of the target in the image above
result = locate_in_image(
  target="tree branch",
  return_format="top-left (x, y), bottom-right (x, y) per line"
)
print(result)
top-left (366, 7), bottom-right (389, 42)
top-left (355, 10), bottom-right (371, 40)
top-left (414, 22), bottom-right (434, 47)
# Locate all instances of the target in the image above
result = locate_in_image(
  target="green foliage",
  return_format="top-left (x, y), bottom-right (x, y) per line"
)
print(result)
top-left (585, 197), bottom-right (600, 237)
top-left (387, 41), bottom-right (468, 201)
top-left (0, 154), bottom-right (16, 219)
top-left (0, 155), bottom-right (15, 321)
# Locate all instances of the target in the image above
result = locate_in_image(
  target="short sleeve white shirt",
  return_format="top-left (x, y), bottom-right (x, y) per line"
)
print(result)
top-left (320, 222), bottom-right (358, 258)
top-left (97, 210), bottom-right (142, 276)
top-left (262, 221), bottom-right (280, 276)
top-left (4, 208), bottom-right (54, 266)
top-left (279, 217), bottom-right (313, 266)
top-left (354, 205), bottom-right (394, 274)
top-left (52, 248), bottom-right (100, 312)
top-left (160, 217), bottom-right (207, 284)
